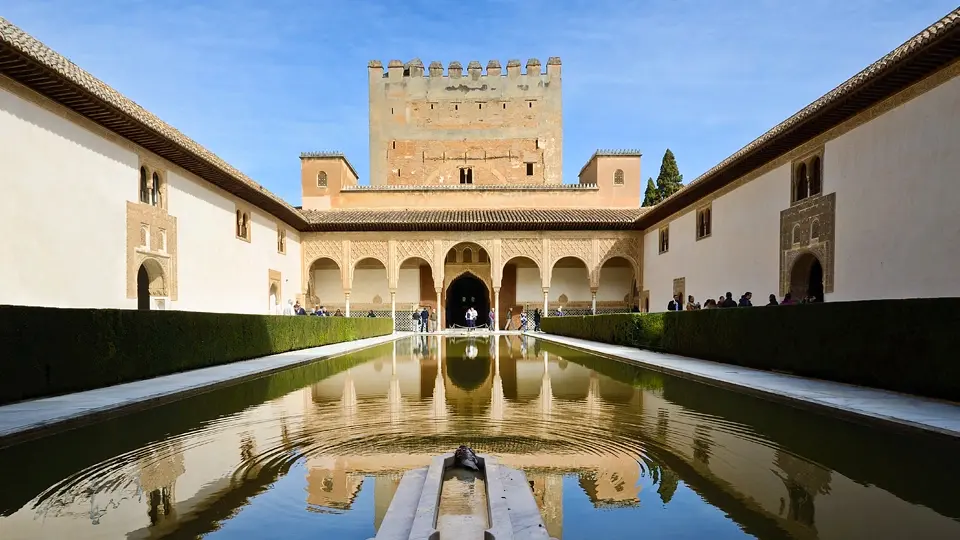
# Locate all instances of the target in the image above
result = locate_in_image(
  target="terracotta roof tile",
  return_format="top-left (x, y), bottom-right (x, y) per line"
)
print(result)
top-left (301, 208), bottom-right (647, 231)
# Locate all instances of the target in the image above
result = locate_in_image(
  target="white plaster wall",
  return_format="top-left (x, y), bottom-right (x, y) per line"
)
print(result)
top-left (166, 170), bottom-right (302, 314)
top-left (596, 266), bottom-right (633, 301)
top-left (312, 268), bottom-right (345, 305)
top-left (516, 267), bottom-right (542, 302)
top-left (349, 267), bottom-right (390, 304)
top-left (0, 85), bottom-right (135, 309)
top-left (643, 164), bottom-right (790, 312)
top-left (396, 268), bottom-right (421, 303)
top-left (829, 74), bottom-right (960, 300)
top-left (548, 267), bottom-right (590, 301)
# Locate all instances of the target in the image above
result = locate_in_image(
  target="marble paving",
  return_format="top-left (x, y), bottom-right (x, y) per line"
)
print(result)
top-left (0, 332), bottom-right (408, 447)
top-left (531, 332), bottom-right (960, 439)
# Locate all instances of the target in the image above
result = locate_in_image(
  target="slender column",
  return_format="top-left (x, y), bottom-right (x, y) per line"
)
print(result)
top-left (590, 288), bottom-right (598, 315)
top-left (542, 288), bottom-right (549, 317)
top-left (436, 287), bottom-right (443, 331)
top-left (390, 290), bottom-right (396, 331)
top-left (493, 287), bottom-right (500, 332)
top-left (345, 290), bottom-right (351, 317)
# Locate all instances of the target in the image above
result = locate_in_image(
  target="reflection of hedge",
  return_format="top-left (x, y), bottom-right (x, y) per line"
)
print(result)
top-left (0, 342), bottom-right (390, 516)
top-left (541, 299), bottom-right (960, 401)
top-left (0, 305), bottom-right (393, 404)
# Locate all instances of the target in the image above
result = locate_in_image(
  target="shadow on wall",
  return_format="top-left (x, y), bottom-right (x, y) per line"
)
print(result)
top-left (0, 342), bottom-right (392, 518)
top-left (0, 305), bottom-right (393, 405)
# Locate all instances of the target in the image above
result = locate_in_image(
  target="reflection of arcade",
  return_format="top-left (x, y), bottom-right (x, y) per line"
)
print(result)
top-left (302, 336), bottom-right (644, 539)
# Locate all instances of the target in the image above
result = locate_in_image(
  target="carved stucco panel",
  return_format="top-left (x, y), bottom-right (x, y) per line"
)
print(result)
top-left (396, 239), bottom-right (435, 284)
top-left (779, 192), bottom-right (836, 296)
top-left (500, 238), bottom-right (543, 271)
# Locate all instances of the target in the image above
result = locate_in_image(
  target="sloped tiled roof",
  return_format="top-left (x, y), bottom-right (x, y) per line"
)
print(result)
top-left (301, 208), bottom-right (647, 231)
top-left (638, 7), bottom-right (960, 227)
top-left (0, 16), bottom-right (309, 229)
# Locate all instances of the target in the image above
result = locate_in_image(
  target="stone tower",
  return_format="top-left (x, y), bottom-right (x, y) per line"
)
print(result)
top-left (367, 57), bottom-right (562, 186)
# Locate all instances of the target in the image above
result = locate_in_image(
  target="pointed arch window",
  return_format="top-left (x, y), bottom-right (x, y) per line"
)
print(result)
top-left (317, 171), bottom-right (328, 188)
top-left (696, 205), bottom-right (712, 240)
top-left (150, 172), bottom-right (161, 207)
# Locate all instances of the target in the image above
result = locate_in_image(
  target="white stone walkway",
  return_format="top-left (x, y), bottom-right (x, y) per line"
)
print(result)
top-left (532, 332), bottom-right (960, 439)
top-left (0, 332), bottom-right (408, 447)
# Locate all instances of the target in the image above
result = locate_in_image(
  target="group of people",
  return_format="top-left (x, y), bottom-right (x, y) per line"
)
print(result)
top-left (281, 300), bottom-right (343, 317)
top-left (667, 291), bottom-right (821, 311)
top-left (502, 308), bottom-right (546, 332)
top-left (412, 306), bottom-right (437, 332)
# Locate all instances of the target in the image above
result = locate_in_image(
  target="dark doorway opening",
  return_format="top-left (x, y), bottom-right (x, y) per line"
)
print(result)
top-left (446, 273), bottom-right (489, 328)
top-left (789, 253), bottom-right (825, 302)
top-left (808, 259), bottom-right (824, 302)
top-left (137, 264), bottom-right (150, 311)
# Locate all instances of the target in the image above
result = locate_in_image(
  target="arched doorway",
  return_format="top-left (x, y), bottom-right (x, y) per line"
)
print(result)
top-left (268, 283), bottom-right (279, 314)
top-left (446, 273), bottom-right (490, 328)
top-left (137, 265), bottom-right (150, 310)
top-left (790, 253), bottom-right (825, 302)
top-left (136, 259), bottom-right (165, 311)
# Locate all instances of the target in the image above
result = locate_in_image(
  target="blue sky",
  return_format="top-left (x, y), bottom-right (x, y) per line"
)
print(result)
top-left (1, 0), bottom-right (956, 205)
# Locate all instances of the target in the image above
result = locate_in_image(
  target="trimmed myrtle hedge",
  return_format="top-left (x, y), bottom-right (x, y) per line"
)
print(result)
top-left (0, 305), bottom-right (393, 404)
top-left (541, 299), bottom-right (960, 401)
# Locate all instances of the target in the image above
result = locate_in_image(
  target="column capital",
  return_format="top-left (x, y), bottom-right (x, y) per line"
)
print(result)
top-left (493, 286), bottom-right (500, 293)
top-left (389, 288), bottom-right (397, 294)
top-left (590, 287), bottom-right (599, 294)
top-left (542, 287), bottom-right (550, 294)
top-left (435, 287), bottom-right (442, 294)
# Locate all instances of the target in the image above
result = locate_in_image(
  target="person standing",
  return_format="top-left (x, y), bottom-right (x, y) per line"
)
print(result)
top-left (533, 309), bottom-right (542, 332)
top-left (420, 307), bottom-right (429, 332)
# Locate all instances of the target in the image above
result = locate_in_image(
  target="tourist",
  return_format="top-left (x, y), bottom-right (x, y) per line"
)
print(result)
top-left (283, 299), bottom-right (295, 316)
top-left (667, 293), bottom-right (684, 311)
top-left (738, 292), bottom-right (753, 307)
top-left (488, 308), bottom-right (495, 329)
top-left (420, 307), bottom-right (429, 332)
top-left (519, 311), bottom-right (528, 331)
top-left (334, 309), bottom-right (343, 316)
top-left (781, 293), bottom-right (794, 305)
top-left (294, 301), bottom-right (307, 315)
top-left (703, 298), bottom-right (718, 309)
top-left (504, 308), bottom-right (513, 331)
top-left (685, 295), bottom-right (701, 310)
top-left (429, 309), bottom-right (437, 332)
top-left (533, 309), bottom-right (541, 332)
top-left (367, 310), bottom-right (375, 317)
top-left (767, 294), bottom-right (779, 306)
top-left (556, 306), bottom-right (564, 317)
top-left (721, 292), bottom-right (738, 308)
top-left (465, 306), bottom-right (475, 331)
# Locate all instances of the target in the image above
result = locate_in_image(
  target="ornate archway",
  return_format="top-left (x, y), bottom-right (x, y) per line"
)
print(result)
top-left (136, 258), bottom-right (166, 311)
top-left (790, 252), bottom-right (825, 302)
top-left (445, 272), bottom-right (491, 328)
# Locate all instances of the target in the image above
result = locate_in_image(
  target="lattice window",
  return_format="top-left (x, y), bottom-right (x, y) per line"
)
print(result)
top-left (614, 169), bottom-right (624, 185)
top-left (317, 171), bottom-right (328, 188)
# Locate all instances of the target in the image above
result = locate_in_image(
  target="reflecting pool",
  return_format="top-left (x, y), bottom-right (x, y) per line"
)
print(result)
top-left (1, 336), bottom-right (959, 539)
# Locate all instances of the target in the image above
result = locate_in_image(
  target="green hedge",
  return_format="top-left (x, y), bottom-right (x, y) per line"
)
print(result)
top-left (541, 299), bottom-right (960, 401)
top-left (0, 305), bottom-right (393, 404)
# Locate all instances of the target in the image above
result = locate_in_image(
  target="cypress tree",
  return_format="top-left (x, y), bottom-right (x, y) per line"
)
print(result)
top-left (642, 178), bottom-right (658, 206)
top-left (655, 149), bottom-right (684, 201)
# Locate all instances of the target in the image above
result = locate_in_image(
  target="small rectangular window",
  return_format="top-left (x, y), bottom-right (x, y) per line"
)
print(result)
top-left (430, 103), bottom-right (434, 110)
top-left (528, 102), bottom-right (533, 108)
top-left (392, 141), bottom-right (396, 149)
top-left (658, 226), bottom-right (670, 254)
top-left (391, 107), bottom-right (394, 114)
top-left (478, 103), bottom-right (483, 109)
top-left (526, 163), bottom-right (534, 176)
top-left (454, 104), bottom-right (459, 111)
top-left (502, 103), bottom-right (506, 109)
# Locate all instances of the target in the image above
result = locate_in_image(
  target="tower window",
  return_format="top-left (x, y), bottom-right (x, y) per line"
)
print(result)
top-left (317, 171), bottom-right (327, 187)
top-left (502, 103), bottom-right (506, 109)
top-left (614, 169), bottom-right (624, 185)
top-left (526, 163), bottom-right (534, 176)
top-left (455, 104), bottom-right (459, 111)
top-left (459, 168), bottom-right (473, 184)
top-left (659, 226), bottom-right (670, 254)
top-left (478, 103), bottom-right (483, 109)
top-left (391, 107), bottom-right (394, 114)
top-left (392, 141), bottom-right (396, 149)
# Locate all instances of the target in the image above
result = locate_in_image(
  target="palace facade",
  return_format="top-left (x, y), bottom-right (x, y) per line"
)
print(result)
top-left (1, 8), bottom-right (959, 328)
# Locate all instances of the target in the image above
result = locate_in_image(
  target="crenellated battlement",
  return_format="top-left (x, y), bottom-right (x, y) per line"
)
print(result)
top-left (368, 57), bottom-right (560, 78)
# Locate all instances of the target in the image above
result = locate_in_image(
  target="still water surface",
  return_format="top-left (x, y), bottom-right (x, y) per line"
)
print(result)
top-left (1, 336), bottom-right (958, 539)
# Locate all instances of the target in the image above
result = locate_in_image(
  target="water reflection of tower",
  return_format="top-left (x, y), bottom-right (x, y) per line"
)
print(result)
top-left (528, 473), bottom-right (563, 539)
top-left (489, 336), bottom-right (505, 428)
